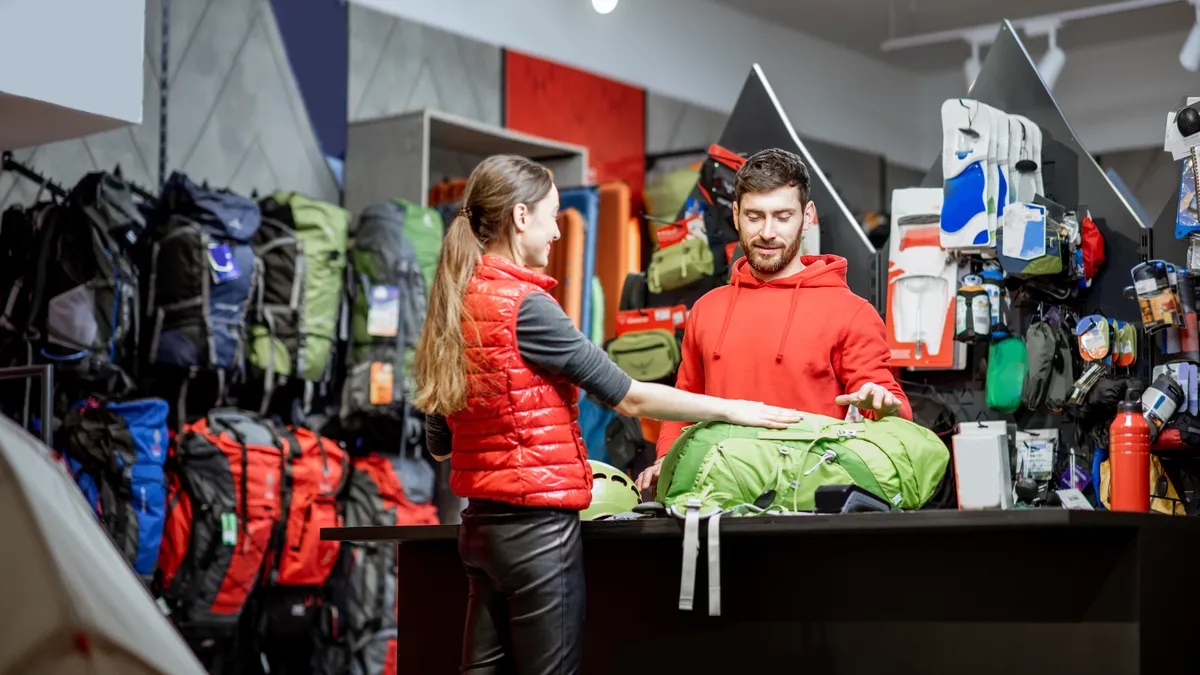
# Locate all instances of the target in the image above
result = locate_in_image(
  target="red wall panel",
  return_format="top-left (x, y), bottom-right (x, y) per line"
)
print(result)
top-left (504, 51), bottom-right (645, 203)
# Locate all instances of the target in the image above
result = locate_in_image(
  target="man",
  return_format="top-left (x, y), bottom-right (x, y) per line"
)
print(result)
top-left (636, 148), bottom-right (911, 491)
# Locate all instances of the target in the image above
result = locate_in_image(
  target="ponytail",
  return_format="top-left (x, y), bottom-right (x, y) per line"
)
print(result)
top-left (413, 214), bottom-right (482, 416)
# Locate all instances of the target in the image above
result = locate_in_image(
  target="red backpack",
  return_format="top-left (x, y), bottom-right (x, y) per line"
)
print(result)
top-left (156, 410), bottom-right (288, 637)
top-left (270, 426), bottom-right (349, 586)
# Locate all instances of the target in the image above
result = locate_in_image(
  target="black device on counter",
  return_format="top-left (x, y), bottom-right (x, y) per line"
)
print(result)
top-left (814, 484), bottom-right (892, 514)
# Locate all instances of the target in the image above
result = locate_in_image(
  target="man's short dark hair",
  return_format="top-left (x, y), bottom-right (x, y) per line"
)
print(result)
top-left (734, 148), bottom-right (810, 206)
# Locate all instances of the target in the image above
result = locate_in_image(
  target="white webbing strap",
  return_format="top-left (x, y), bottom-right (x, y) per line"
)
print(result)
top-left (679, 498), bottom-right (701, 611)
top-left (707, 511), bottom-right (721, 616)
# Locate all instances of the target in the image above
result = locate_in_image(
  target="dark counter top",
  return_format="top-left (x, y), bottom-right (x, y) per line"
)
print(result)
top-left (322, 508), bottom-right (1199, 543)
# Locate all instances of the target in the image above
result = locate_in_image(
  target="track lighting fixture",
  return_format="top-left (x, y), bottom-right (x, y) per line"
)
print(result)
top-left (1037, 25), bottom-right (1067, 90)
top-left (964, 41), bottom-right (982, 90)
top-left (1181, 0), bottom-right (1200, 71)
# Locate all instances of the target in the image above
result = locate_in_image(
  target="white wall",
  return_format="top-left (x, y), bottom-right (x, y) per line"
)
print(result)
top-left (0, 0), bottom-right (145, 148)
top-left (351, 0), bottom-right (931, 169)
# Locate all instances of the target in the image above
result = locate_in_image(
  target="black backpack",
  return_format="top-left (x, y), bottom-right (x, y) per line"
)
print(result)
top-left (339, 202), bottom-right (427, 442)
top-left (142, 174), bottom-right (261, 404)
top-left (23, 180), bottom-right (141, 394)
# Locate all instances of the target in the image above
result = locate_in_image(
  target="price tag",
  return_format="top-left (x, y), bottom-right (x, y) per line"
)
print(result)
top-left (370, 362), bottom-right (394, 405)
top-left (208, 243), bottom-right (241, 284)
top-left (1057, 489), bottom-right (1094, 510)
top-left (366, 285), bottom-right (400, 337)
top-left (220, 512), bottom-right (238, 546)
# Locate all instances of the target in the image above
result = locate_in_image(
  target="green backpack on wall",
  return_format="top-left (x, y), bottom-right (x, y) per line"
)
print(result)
top-left (657, 414), bottom-right (950, 513)
top-left (250, 192), bottom-right (350, 394)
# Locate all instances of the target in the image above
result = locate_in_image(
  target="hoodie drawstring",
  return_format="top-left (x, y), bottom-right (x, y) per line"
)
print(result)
top-left (776, 283), bottom-right (802, 363)
top-left (712, 278), bottom-right (741, 361)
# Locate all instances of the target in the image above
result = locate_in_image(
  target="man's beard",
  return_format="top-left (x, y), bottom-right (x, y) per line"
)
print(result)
top-left (741, 232), bottom-right (802, 274)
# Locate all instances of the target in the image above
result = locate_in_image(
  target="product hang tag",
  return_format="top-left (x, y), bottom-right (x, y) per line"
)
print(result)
top-left (366, 284), bottom-right (400, 337)
top-left (220, 512), bottom-right (238, 546)
top-left (369, 362), bottom-right (395, 405)
top-left (1057, 488), bottom-right (1094, 510)
top-left (207, 243), bottom-right (241, 284)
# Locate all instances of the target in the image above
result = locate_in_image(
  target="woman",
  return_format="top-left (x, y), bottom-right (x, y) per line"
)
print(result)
top-left (414, 154), bottom-right (801, 674)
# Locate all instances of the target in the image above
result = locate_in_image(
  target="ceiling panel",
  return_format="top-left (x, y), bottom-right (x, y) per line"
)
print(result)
top-left (713, 0), bottom-right (1193, 71)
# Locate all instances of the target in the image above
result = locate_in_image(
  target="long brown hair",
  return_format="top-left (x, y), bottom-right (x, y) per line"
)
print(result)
top-left (413, 155), bottom-right (554, 416)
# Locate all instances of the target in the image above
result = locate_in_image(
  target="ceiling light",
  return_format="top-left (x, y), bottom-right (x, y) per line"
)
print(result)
top-left (964, 41), bottom-right (982, 90)
top-left (592, 0), bottom-right (618, 14)
top-left (1182, 1), bottom-right (1200, 71)
top-left (1037, 26), bottom-right (1066, 90)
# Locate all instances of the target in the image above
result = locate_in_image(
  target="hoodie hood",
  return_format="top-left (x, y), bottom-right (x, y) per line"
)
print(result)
top-left (714, 254), bottom-right (850, 363)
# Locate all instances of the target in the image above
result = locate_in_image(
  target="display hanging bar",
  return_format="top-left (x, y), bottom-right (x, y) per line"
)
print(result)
top-left (880, 0), bottom-right (1179, 51)
top-left (1, 152), bottom-right (69, 200)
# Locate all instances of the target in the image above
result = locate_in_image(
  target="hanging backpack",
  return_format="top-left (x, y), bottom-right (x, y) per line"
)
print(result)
top-left (322, 455), bottom-right (438, 675)
top-left (58, 397), bottom-right (170, 582)
top-left (252, 426), bottom-right (350, 662)
top-left (26, 181), bottom-right (142, 393)
top-left (391, 200), bottom-right (443, 298)
top-left (156, 409), bottom-right (288, 637)
top-left (340, 202), bottom-right (426, 438)
top-left (145, 174), bottom-right (260, 395)
top-left (605, 328), bottom-right (681, 382)
top-left (657, 414), bottom-right (950, 514)
top-left (252, 193), bottom-right (350, 395)
top-left (646, 237), bottom-right (714, 294)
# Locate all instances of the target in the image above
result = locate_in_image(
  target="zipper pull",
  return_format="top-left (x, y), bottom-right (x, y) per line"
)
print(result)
top-left (802, 450), bottom-right (838, 476)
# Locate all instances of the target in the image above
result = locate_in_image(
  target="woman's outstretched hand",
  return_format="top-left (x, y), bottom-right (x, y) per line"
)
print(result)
top-left (722, 400), bottom-right (804, 429)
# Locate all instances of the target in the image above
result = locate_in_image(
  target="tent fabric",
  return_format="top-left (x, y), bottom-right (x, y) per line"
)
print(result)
top-left (0, 415), bottom-right (205, 675)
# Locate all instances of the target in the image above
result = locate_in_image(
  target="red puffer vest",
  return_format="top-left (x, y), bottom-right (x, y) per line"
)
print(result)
top-left (447, 255), bottom-right (592, 510)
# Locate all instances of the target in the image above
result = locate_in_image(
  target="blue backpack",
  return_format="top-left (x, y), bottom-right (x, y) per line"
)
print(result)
top-left (59, 397), bottom-right (170, 582)
top-left (146, 173), bottom-right (261, 379)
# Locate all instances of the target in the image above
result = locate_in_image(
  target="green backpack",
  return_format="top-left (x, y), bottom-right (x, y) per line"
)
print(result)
top-left (391, 200), bottom-right (443, 298)
top-left (986, 337), bottom-right (1028, 414)
top-left (605, 329), bottom-right (680, 382)
top-left (657, 414), bottom-right (950, 513)
top-left (250, 193), bottom-right (350, 401)
top-left (647, 238), bottom-right (714, 294)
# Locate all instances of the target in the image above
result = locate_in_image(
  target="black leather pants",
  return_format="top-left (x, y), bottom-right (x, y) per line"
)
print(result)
top-left (458, 500), bottom-right (585, 675)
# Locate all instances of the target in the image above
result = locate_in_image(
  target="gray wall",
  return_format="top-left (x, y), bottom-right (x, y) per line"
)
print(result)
top-left (348, 3), bottom-right (502, 126)
top-left (0, 0), bottom-right (336, 210)
top-left (344, 8), bottom-right (926, 221)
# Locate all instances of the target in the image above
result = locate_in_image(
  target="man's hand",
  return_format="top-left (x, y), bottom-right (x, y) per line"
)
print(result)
top-left (835, 383), bottom-right (902, 418)
top-left (636, 457), bottom-right (664, 495)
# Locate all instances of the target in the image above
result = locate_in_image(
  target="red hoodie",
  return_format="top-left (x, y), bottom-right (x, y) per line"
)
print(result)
top-left (656, 254), bottom-right (911, 458)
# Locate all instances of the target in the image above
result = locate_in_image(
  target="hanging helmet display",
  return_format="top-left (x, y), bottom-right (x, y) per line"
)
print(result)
top-left (580, 460), bottom-right (641, 520)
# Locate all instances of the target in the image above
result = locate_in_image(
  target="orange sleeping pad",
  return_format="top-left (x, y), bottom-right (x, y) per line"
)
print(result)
top-left (597, 183), bottom-right (642, 341)
top-left (537, 207), bottom-right (585, 329)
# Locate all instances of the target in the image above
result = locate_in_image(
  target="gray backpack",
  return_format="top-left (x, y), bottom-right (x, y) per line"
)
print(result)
top-left (339, 202), bottom-right (427, 437)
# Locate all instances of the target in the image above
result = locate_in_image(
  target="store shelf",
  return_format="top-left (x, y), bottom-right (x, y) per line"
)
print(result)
top-left (345, 108), bottom-right (589, 217)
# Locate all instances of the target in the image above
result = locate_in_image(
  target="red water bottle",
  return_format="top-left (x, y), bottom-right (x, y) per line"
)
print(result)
top-left (1109, 390), bottom-right (1150, 512)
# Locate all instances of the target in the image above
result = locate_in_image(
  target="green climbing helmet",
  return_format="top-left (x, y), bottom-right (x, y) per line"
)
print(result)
top-left (580, 460), bottom-right (641, 520)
